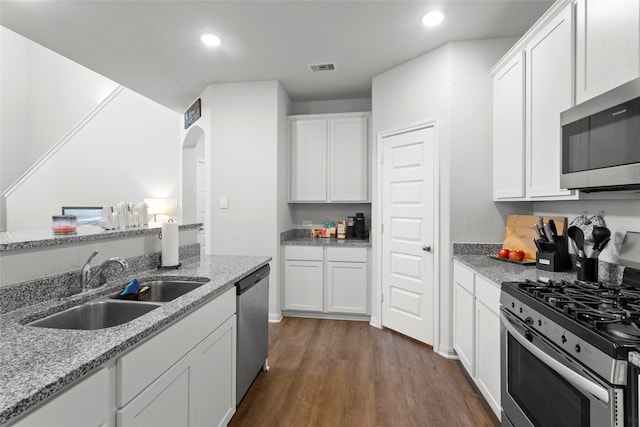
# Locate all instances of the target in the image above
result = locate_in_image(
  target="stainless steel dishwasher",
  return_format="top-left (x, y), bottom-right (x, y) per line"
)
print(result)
top-left (236, 264), bottom-right (270, 404)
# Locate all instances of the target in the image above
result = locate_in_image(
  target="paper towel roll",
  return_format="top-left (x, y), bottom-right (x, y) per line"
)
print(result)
top-left (161, 221), bottom-right (179, 267)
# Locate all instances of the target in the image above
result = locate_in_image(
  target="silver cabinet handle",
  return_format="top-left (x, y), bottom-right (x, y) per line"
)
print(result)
top-left (422, 244), bottom-right (432, 252)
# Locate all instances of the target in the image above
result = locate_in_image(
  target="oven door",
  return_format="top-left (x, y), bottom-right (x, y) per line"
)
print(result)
top-left (500, 310), bottom-right (623, 427)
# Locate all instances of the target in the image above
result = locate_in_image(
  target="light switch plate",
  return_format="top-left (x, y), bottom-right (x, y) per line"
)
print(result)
top-left (219, 196), bottom-right (228, 209)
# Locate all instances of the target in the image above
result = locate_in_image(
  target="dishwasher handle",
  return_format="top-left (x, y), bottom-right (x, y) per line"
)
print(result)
top-left (237, 264), bottom-right (270, 294)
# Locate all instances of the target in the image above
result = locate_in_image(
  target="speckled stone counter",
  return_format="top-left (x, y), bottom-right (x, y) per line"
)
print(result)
top-left (0, 223), bottom-right (201, 252)
top-left (452, 242), bottom-right (624, 285)
top-left (0, 254), bottom-right (270, 424)
top-left (281, 229), bottom-right (371, 247)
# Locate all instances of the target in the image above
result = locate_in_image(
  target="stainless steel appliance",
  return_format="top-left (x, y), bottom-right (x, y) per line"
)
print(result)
top-left (500, 267), bottom-right (640, 427)
top-left (560, 77), bottom-right (640, 192)
top-left (236, 264), bottom-right (270, 405)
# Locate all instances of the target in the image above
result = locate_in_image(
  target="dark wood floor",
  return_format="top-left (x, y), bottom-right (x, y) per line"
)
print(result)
top-left (230, 317), bottom-right (500, 427)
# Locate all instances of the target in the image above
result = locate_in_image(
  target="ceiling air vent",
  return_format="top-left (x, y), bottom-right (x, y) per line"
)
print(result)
top-left (308, 63), bottom-right (336, 72)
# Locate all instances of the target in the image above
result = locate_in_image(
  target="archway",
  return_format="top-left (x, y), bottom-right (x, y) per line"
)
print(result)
top-left (181, 125), bottom-right (205, 227)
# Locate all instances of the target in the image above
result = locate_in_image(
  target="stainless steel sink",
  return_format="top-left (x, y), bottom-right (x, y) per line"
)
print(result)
top-left (111, 280), bottom-right (207, 303)
top-left (28, 300), bottom-right (161, 330)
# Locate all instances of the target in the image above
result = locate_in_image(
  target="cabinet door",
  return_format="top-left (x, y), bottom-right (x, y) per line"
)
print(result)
top-left (453, 282), bottom-right (475, 376)
top-left (15, 368), bottom-right (110, 427)
top-left (118, 356), bottom-right (192, 427)
top-left (576, 0), bottom-right (640, 104)
top-left (191, 315), bottom-right (236, 427)
top-left (493, 52), bottom-right (526, 200)
top-left (475, 300), bottom-right (501, 419)
top-left (526, 5), bottom-right (575, 199)
top-left (326, 261), bottom-right (368, 314)
top-left (290, 119), bottom-right (327, 201)
top-left (284, 260), bottom-right (324, 311)
top-left (328, 116), bottom-right (369, 201)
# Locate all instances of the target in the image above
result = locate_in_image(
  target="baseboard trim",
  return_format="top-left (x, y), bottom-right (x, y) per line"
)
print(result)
top-left (437, 345), bottom-right (459, 359)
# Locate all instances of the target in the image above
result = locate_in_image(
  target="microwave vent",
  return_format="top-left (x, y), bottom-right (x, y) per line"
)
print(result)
top-left (308, 63), bottom-right (336, 72)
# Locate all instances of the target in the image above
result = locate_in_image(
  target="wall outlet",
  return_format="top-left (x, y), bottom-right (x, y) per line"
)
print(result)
top-left (302, 220), bottom-right (312, 228)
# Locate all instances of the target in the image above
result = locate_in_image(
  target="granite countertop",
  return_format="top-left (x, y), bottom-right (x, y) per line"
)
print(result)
top-left (0, 253), bottom-right (270, 424)
top-left (454, 254), bottom-right (578, 285)
top-left (0, 223), bottom-right (202, 252)
top-left (281, 228), bottom-right (371, 247)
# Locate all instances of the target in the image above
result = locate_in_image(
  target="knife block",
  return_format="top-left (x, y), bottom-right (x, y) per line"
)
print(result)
top-left (536, 237), bottom-right (572, 272)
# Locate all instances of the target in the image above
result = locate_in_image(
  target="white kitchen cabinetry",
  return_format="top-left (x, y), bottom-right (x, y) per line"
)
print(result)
top-left (493, 52), bottom-right (526, 199)
top-left (575, 0), bottom-right (640, 104)
top-left (474, 275), bottom-right (502, 419)
top-left (492, 2), bottom-right (576, 201)
top-left (14, 367), bottom-right (111, 427)
top-left (452, 260), bottom-right (501, 420)
top-left (453, 261), bottom-right (476, 376)
top-left (283, 245), bottom-right (369, 317)
top-left (326, 247), bottom-right (368, 314)
top-left (118, 287), bottom-right (236, 427)
top-left (525, 5), bottom-right (574, 199)
top-left (283, 246), bottom-right (324, 311)
top-left (289, 112), bottom-right (370, 203)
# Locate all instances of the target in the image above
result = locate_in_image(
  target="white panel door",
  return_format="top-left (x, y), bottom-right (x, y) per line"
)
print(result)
top-left (381, 126), bottom-right (435, 345)
top-left (576, 0), bottom-right (640, 103)
top-left (290, 120), bottom-right (327, 201)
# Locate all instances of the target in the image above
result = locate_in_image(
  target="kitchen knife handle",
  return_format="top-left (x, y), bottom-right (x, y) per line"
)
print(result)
top-left (534, 224), bottom-right (544, 241)
top-left (543, 223), bottom-right (555, 243)
top-left (548, 219), bottom-right (558, 238)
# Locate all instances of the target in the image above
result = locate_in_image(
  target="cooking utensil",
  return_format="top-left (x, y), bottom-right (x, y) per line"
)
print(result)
top-left (574, 227), bottom-right (585, 258)
top-left (591, 226), bottom-right (611, 257)
top-left (548, 219), bottom-right (558, 239)
top-left (591, 237), bottom-right (610, 258)
top-left (567, 226), bottom-right (580, 255)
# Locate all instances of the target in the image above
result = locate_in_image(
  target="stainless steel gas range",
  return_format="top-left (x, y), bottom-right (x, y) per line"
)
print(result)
top-left (500, 266), bottom-right (640, 427)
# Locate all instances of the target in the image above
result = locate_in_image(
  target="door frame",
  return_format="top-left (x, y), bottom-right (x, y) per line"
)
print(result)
top-left (373, 120), bottom-right (441, 349)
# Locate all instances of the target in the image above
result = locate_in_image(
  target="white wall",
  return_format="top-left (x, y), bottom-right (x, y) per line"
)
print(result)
top-left (0, 27), bottom-right (118, 190)
top-left (4, 87), bottom-right (180, 230)
top-left (372, 38), bottom-right (518, 356)
top-left (201, 81), bottom-right (288, 318)
top-left (534, 200), bottom-right (640, 264)
top-left (291, 98), bottom-right (371, 115)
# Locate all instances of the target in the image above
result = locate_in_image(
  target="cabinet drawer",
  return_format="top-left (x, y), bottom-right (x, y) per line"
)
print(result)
top-left (117, 286), bottom-right (235, 407)
top-left (475, 275), bottom-right (500, 314)
top-left (284, 245), bottom-right (323, 261)
top-left (326, 247), bottom-right (367, 263)
top-left (453, 261), bottom-right (474, 294)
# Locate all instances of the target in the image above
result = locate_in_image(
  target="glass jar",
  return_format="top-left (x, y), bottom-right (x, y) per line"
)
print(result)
top-left (52, 215), bottom-right (77, 235)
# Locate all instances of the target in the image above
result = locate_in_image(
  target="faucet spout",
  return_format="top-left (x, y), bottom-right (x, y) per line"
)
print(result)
top-left (82, 251), bottom-right (129, 292)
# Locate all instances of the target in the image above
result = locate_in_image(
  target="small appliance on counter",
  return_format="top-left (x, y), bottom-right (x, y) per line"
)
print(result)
top-left (354, 212), bottom-right (368, 240)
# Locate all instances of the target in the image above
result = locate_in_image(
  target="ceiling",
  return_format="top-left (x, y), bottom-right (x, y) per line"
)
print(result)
top-left (0, 0), bottom-right (553, 113)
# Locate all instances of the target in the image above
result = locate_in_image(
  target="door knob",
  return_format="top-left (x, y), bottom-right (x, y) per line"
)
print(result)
top-left (422, 244), bottom-right (432, 252)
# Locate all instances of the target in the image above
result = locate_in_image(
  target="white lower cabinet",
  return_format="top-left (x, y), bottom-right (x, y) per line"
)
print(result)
top-left (117, 287), bottom-right (237, 427)
top-left (452, 260), bottom-right (501, 420)
top-left (283, 245), bottom-right (369, 316)
top-left (14, 367), bottom-right (111, 427)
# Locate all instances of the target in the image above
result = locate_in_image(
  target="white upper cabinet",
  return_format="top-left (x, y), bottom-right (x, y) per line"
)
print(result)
top-left (289, 112), bottom-right (370, 203)
top-left (526, 5), bottom-right (574, 199)
top-left (493, 52), bottom-right (526, 199)
top-left (575, 0), bottom-right (640, 104)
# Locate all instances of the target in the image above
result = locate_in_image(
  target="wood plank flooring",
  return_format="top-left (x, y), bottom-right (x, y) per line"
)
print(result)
top-left (230, 317), bottom-right (500, 427)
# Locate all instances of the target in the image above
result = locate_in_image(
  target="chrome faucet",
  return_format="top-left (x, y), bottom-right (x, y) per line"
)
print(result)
top-left (81, 251), bottom-right (129, 292)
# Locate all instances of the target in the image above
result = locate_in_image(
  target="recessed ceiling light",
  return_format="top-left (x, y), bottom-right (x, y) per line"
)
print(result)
top-left (201, 33), bottom-right (222, 47)
top-left (422, 10), bottom-right (445, 27)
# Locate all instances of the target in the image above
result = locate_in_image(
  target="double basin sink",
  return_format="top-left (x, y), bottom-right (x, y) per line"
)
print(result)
top-left (27, 280), bottom-right (208, 330)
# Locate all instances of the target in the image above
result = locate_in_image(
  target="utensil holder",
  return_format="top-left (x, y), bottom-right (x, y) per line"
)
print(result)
top-left (536, 237), bottom-right (572, 272)
top-left (576, 257), bottom-right (599, 282)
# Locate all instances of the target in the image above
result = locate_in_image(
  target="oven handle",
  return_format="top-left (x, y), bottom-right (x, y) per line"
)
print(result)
top-left (501, 313), bottom-right (610, 403)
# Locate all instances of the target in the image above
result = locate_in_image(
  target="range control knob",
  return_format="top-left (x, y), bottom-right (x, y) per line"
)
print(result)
top-left (538, 319), bottom-right (542, 327)
top-left (525, 317), bottom-right (534, 326)
top-left (561, 335), bottom-right (567, 344)
top-left (575, 344), bottom-right (581, 353)
top-left (511, 302), bottom-right (515, 308)
top-left (519, 307), bottom-right (523, 314)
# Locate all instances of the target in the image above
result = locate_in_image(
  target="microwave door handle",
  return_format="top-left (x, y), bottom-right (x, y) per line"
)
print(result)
top-left (501, 313), bottom-right (610, 403)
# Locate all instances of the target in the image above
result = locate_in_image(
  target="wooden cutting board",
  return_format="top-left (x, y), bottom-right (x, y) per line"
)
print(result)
top-left (502, 215), bottom-right (568, 261)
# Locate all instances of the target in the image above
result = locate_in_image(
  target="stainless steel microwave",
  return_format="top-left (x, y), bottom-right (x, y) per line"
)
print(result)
top-left (560, 77), bottom-right (640, 192)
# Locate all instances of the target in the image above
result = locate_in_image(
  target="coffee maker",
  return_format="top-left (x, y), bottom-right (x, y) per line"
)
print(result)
top-left (354, 213), bottom-right (367, 239)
